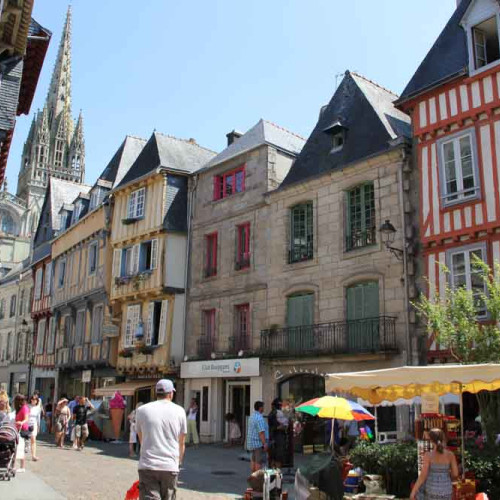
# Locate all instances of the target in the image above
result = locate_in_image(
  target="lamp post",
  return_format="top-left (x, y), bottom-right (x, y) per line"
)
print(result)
top-left (379, 220), bottom-right (404, 260)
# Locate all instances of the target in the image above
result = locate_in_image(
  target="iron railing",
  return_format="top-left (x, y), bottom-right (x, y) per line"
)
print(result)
top-left (259, 316), bottom-right (397, 358)
top-left (197, 337), bottom-right (216, 358)
top-left (289, 242), bottom-right (314, 264)
top-left (228, 335), bottom-right (252, 354)
top-left (345, 227), bottom-right (377, 252)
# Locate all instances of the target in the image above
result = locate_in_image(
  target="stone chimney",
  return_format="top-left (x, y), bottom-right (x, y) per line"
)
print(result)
top-left (226, 130), bottom-right (243, 146)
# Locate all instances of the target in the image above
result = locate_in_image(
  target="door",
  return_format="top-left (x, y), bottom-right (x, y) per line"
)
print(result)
top-left (346, 281), bottom-right (379, 351)
top-left (192, 390), bottom-right (201, 434)
top-left (227, 383), bottom-right (250, 445)
top-left (286, 293), bottom-right (314, 353)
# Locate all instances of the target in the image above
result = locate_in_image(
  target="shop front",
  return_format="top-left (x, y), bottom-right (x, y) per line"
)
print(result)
top-left (181, 357), bottom-right (261, 443)
top-left (8, 367), bottom-right (30, 396)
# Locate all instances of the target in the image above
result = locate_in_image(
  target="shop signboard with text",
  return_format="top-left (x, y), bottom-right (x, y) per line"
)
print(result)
top-left (181, 357), bottom-right (259, 378)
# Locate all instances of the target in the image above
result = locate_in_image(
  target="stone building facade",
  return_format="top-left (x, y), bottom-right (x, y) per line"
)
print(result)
top-left (181, 120), bottom-right (305, 442)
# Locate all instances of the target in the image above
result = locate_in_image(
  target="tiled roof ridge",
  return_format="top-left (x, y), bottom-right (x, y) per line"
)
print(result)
top-left (262, 119), bottom-right (307, 141)
top-left (153, 131), bottom-right (217, 154)
top-left (349, 70), bottom-right (399, 98)
top-left (125, 134), bottom-right (147, 142)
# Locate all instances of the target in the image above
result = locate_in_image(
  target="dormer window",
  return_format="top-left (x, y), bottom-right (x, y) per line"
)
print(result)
top-left (472, 16), bottom-right (500, 69)
top-left (332, 131), bottom-right (344, 152)
top-left (90, 187), bottom-right (106, 210)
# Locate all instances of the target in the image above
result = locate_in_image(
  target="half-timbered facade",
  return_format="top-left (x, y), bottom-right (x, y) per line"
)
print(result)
top-left (397, 0), bottom-right (500, 360)
top-left (106, 132), bottom-right (215, 403)
top-left (31, 177), bottom-right (90, 401)
top-left (51, 136), bottom-right (146, 398)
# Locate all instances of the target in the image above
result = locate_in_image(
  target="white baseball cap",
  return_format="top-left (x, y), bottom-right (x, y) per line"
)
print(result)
top-left (156, 379), bottom-right (176, 394)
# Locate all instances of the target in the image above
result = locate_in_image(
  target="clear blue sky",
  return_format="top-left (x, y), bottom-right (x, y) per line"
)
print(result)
top-left (7, 0), bottom-right (457, 190)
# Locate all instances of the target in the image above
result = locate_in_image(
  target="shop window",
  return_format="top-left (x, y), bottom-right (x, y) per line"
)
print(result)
top-left (202, 386), bottom-right (209, 422)
top-left (279, 374), bottom-right (325, 406)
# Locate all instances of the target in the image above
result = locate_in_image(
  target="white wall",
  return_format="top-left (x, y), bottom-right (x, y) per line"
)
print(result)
top-left (165, 233), bottom-right (187, 289)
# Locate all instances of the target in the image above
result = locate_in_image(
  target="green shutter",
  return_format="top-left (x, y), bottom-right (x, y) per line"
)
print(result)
top-left (347, 282), bottom-right (379, 351)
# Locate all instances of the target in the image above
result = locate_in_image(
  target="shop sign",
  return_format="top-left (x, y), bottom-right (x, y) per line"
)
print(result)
top-left (421, 393), bottom-right (439, 414)
top-left (102, 323), bottom-right (119, 337)
top-left (181, 357), bottom-right (259, 379)
top-left (274, 366), bottom-right (328, 381)
top-left (82, 370), bottom-right (92, 383)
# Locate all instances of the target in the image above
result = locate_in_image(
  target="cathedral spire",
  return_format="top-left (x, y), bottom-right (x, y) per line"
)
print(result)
top-left (46, 6), bottom-right (72, 125)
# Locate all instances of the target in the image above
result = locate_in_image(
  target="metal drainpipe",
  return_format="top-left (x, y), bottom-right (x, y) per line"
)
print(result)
top-left (398, 149), bottom-right (412, 365)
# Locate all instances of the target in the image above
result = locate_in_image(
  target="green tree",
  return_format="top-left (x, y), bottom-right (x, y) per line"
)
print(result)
top-left (414, 258), bottom-right (500, 443)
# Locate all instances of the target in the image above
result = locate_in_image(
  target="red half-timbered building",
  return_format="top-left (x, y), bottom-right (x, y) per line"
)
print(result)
top-left (398, 0), bottom-right (500, 360)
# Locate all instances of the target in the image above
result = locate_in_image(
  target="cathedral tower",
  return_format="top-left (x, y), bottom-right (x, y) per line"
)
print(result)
top-left (16, 6), bottom-right (85, 235)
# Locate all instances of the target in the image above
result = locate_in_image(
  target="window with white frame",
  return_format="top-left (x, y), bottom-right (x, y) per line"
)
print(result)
top-left (44, 261), bottom-right (52, 296)
top-left (57, 259), bottom-right (66, 288)
top-left (71, 202), bottom-right (82, 225)
top-left (91, 304), bottom-right (103, 344)
top-left (145, 300), bottom-right (168, 346)
top-left (139, 239), bottom-right (158, 272)
top-left (89, 187), bottom-right (106, 210)
top-left (35, 318), bottom-right (46, 355)
top-left (124, 304), bottom-right (141, 347)
top-left (448, 244), bottom-right (487, 317)
top-left (113, 240), bottom-right (158, 278)
top-left (34, 268), bottom-right (43, 299)
top-left (438, 130), bottom-right (479, 205)
top-left (46, 317), bottom-right (56, 354)
top-left (472, 16), bottom-right (500, 69)
top-left (88, 241), bottom-right (98, 275)
top-left (75, 309), bottom-right (86, 346)
top-left (127, 188), bottom-right (146, 219)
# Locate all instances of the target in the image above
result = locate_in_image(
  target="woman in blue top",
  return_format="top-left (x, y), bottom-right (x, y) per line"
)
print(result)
top-left (410, 428), bottom-right (459, 500)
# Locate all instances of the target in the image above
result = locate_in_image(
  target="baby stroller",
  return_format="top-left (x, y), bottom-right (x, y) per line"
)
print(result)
top-left (0, 421), bottom-right (19, 480)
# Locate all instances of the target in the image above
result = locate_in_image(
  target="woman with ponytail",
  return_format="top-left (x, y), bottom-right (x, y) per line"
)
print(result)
top-left (410, 428), bottom-right (459, 500)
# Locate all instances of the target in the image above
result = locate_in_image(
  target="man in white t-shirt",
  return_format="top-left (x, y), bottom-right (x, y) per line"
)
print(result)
top-left (136, 379), bottom-right (187, 500)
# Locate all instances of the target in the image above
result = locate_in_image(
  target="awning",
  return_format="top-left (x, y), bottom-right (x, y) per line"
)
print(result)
top-left (358, 394), bottom-right (460, 407)
top-left (326, 363), bottom-right (500, 404)
top-left (94, 380), bottom-right (156, 397)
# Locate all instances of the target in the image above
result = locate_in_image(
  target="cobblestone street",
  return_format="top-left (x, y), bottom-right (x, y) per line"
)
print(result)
top-left (0, 437), bottom-right (297, 500)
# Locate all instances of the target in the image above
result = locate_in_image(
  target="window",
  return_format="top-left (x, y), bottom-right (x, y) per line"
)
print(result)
top-left (34, 268), bottom-right (43, 299)
top-left (236, 223), bottom-right (250, 270)
top-left (289, 202), bottom-right (313, 263)
top-left (346, 183), bottom-right (376, 251)
top-left (139, 239), bottom-right (158, 272)
top-left (234, 304), bottom-right (250, 351)
top-left (9, 295), bottom-right (16, 318)
top-left (0, 299), bottom-right (5, 320)
top-left (88, 242), bottom-right (98, 275)
top-left (213, 166), bottom-right (245, 200)
top-left (5, 332), bottom-right (11, 360)
top-left (35, 319), bottom-right (46, 355)
top-left (59, 211), bottom-right (68, 231)
top-left (205, 233), bottom-right (218, 277)
top-left (91, 305), bottom-right (104, 344)
top-left (57, 259), bottom-right (66, 289)
top-left (63, 315), bottom-right (72, 348)
top-left (203, 309), bottom-right (216, 339)
top-left (448, 245), bottom-right (487, 317)
top-left (127, 188), bottom-right (146, 219)
top-left (43, 262), bottom-right (52, 296)
top-left (439, 131), bottom-right (479, 205)
top-left (19, 291), bottom-right (24, 316)
top-left (332, 131), bottom-right (344, 152)
top-left (124, 304), bottom-right (141, 347)
top-left (75, 309), bottom-right (86, 346)
top-left (89, 187), bottom-right (106, 210)
top-left (472, 16), bottom-right (500, 69)
top-left (199, 309), bottom-right (216, 356)
top-left (145, 300), bottom-right (168, 346)
top-left (71, 202), bottom-right (82, 224)
top-left (46, 317), bottom-right (56, 354)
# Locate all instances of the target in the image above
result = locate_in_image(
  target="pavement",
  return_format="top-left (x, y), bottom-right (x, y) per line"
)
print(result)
top-left (0, 435), bottom-right (300, 499)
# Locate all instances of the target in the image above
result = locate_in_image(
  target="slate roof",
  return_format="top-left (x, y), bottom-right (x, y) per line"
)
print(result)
top-left (0, 59), bottom-right (23, 132)
top-left (398, 0), bottom-right (471, 103)
top-left (202, 119), bottom-right (306, 171)
top-left (98, 135), bottom-right (147, 188)
top-left (280, 71), bottom-right (411, 188)
top-left (0, 257), bottom-right (30, 284)
top-left (49, 178), bottom-right (90, 232)
top-left (116, 132), bottom-right (216, 189)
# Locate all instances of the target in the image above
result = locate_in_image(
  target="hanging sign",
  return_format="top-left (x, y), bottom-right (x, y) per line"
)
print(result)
top-left (82, 370), bottom-right (92, 383)
top-left (421, 393), bottom-right (439, 414)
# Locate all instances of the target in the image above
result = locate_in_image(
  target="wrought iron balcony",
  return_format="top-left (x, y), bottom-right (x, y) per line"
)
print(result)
top-left (259, 316), bottom-right (397, 358)
top-left (289, 242), bottom-right (314, 264)
top-left (345, 227), bottom-right (377, 252)
top-left (197, 337), bottom-right (216, 358)
top-left (228, 335), bottom-right (252, 354)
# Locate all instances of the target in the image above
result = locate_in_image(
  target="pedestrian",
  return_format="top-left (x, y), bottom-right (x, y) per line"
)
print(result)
top-left (128, 402), bottom-right (143, 458)
top-left (54, 398), bottom-right (71, 448)
top-left (73, 396), bottom-right (94, 451)
top-left (28, 394), bottom-right (42, 461)
top-left (246, 401), bottom-right (269, 473)
top-left (68, 395), bottom-right (79, 449)
top-left (345, 419), bottom-right (359, 450)
top-left (45, 399), bottom-right (53, 434)
top-left (268, 398), bottom-right (287, 468)
top-left (185, 398), bottom-right (199, 447)
top-left (135, 379), bottom-right (187, 500)
top-left (0, 390), bottom-right (12, 423)
top-left (14, 394), bottom-right (30, 473)
top-left (410, 428), bottom-right (459, 500)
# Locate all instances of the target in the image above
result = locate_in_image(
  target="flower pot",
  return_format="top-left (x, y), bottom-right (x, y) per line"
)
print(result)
top-left (110, 408), bottom-right (124, 440)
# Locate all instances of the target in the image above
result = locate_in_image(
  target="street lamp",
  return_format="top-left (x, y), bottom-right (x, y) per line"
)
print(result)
top-left (379, 219), bottom-right (404, 260)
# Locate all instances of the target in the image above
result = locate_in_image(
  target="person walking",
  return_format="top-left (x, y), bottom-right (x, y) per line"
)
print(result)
top-left (68, 395), bottom-right (79, 449)
top-left (28, 394), bottom-right (42, 461)
top-left (410, 428), bottom-right (459, 500)
top-left (14, 394), bottom-right (30, 473)
top-left (54, 398), bottom-right (71, 448)
top-left (128, 402), bottom-right (143, 458)
top-left (185, 399), bottom-right (199, 447)
top-left (135, 379), bottom-right (187, 500)
top-left (246, 401), bottom-right (269, 472)
top-left (73, 396), bottom-right (94, 451)
top-left (45, 399), bottom-right (53, 434)
top-left (268, 398), bottom-right (288, 468)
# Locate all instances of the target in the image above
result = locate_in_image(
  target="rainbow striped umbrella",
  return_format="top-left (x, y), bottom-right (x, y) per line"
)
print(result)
top-left (296, 396), bottom-right (375, 421)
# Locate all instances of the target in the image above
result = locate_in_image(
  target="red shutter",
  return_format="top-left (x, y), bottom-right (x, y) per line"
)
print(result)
top-left (213, 176), bottom-right (221, 201)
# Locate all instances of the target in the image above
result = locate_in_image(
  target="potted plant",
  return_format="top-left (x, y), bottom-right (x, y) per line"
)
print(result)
top-left (118, 348), bottom-right (133, 358)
